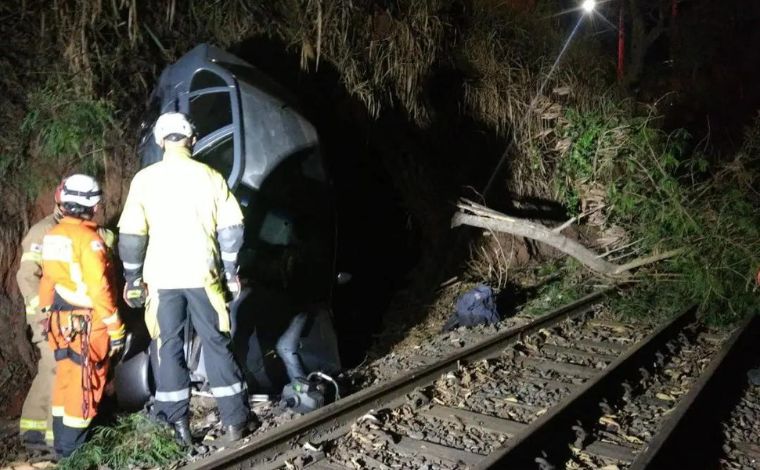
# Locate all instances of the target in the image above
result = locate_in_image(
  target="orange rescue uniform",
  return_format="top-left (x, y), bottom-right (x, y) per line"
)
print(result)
top-left (39, 216), bottom-right (124, 456)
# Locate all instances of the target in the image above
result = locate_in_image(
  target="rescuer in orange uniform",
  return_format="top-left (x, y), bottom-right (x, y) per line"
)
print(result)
top-left (16, 178), bottom-right (115, 450)
top-left (39, 174), bottom-right (125, 457)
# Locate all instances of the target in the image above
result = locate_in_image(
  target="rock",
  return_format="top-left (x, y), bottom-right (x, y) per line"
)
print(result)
top-left (407, 431), bottom-right (424, 440)
top-left (203, 412), bottom-right (219, 426)
top-left (195, 445), bottom-right (209, 455)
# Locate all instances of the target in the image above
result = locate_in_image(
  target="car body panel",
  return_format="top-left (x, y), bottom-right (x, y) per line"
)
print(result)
top-left (137, 44), bottom-right (319, 191)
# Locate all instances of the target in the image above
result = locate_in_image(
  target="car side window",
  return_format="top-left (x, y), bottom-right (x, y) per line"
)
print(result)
top-left (189, 92), bottom-right (232, 140)
top-left (194, 134), bottom-right (234, 179)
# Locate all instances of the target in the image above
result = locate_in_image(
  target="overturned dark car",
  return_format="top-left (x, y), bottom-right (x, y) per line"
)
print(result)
top-left (115, 44), bottom-right (342, 409)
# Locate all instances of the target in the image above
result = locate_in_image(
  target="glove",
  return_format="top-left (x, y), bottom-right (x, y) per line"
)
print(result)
top-left (123, 277), bottom-right (147, 308)
top-left (109, 336), bottom-right (125, 358)
top-left (224, 271), bottom-right (241, 302)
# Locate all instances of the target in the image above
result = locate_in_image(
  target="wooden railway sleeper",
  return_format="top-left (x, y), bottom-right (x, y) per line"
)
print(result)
top-left (474, 305), bottom-right (698, 469)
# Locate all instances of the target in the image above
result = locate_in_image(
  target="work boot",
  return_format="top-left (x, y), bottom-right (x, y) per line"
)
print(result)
top-left (223, 422), bottom-right (248, 443)
top-left (172, 417), bottom-right (192, 447)
top-left (22, 431), bottom-right (57, 458)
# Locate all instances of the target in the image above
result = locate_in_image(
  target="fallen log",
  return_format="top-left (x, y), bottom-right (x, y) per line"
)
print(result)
top-left (451, 199), bottom-right (683, 277)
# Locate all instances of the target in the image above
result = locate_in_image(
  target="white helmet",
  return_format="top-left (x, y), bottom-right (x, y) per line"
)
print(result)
top-left (153, 112), bottom-right (195, 145)
top-left (59, 174), bottom-right (102, 208)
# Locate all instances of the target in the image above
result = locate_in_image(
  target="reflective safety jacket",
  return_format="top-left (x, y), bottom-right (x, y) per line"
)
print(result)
top-left (18, 214), bottom-right (116, 316)
top-left (118, 146), bottom-right (244, 289)
top-left (39, 217), bottom-right (124, 343)
top-left (17, 214), bottom-right (57, 316)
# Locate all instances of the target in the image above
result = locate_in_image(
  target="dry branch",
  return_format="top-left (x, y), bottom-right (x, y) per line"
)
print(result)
top-left (452, 199), bottom-right (684, 277)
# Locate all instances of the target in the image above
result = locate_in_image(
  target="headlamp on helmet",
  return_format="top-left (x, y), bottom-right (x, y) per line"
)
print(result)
top-left (59, 174), bottom-right (102, 208)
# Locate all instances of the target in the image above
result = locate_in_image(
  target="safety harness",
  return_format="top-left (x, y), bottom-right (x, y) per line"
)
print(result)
top-left (48, 309), bottom-right (104, 420)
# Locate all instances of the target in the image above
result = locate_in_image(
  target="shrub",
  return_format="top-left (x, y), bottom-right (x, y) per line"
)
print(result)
top-left (551, 99), bottom-right (760, 322)
top-left (58, 413), bottom-right (184, 470)
top-left (21, 80), bottom-right (114, 176)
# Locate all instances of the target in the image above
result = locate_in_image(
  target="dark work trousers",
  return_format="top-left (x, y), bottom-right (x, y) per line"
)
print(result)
top-left (52, 416), bottom-right (87, 457)
top-left (153, 288), bottom-right (249, 426)
top-left (276, 312), bottom-right (309, 381)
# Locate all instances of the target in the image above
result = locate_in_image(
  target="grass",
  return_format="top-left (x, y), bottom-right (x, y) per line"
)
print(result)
top-left (57, 413), bottom-right (184, 470)
top-left (517, 259), bottom-right (594, 317)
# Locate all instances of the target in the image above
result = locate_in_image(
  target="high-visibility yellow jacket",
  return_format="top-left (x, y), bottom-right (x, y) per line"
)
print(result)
top-left (118, 146), bottom-right (244, 289)
top-left (39, 217), bottom-right (124, 343)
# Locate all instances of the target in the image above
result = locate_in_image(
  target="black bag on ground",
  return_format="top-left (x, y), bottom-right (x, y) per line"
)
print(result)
top-left (443, 284), bottom-right (500, 331)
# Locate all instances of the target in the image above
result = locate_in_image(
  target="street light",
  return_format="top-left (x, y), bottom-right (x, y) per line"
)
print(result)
top-left (581, 0), bottom-right (596, 14)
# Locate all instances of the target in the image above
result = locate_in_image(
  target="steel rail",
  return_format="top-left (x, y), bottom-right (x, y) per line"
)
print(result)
top-left (629, 314), bottom-right (760, 469)
top-left (185, 288), bottom-right (614, 469)
top-left (475, 304), bottom-right (698, 469)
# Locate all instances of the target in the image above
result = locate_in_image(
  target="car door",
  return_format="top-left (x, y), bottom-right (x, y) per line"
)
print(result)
top-left (182, 67), bottom-right (245, 189)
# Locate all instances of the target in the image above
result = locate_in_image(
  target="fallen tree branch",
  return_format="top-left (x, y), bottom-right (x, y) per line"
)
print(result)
top-left (552, 204), bottom-right (606, 234)
top-left (613, 248), bottom-right (685, 274)
top-left (452, 199), bottom-right (684, 277)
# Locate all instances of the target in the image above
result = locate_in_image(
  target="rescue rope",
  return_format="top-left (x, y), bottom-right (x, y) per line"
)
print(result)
top-left (80, 315), bottom-right (93, 419)
top-left (50, 309), bottom-right (96, 420)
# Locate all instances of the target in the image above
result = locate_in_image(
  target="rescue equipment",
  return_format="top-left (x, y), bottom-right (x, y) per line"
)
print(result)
top-left (281, 372), bottom-right (340, 414)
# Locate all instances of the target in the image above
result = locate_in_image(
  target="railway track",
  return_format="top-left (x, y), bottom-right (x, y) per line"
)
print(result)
top-left (184, 290), bottom-right (759, 470)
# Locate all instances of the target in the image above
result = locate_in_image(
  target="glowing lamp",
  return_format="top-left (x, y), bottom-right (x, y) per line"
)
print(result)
top-left (581, 0), bottom-right (596, 13)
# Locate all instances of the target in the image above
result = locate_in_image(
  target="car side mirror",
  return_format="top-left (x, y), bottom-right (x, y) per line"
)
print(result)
top-left (336, 272), bottom-right (352, 285)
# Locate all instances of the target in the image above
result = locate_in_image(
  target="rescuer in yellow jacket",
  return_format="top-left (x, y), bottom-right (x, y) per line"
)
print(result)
top-left (16, 178), bottom-right (115, 450)
top-left (118, 112), bottom-right (250, 445)
top-left (39, 174), bottom-right (125, 457)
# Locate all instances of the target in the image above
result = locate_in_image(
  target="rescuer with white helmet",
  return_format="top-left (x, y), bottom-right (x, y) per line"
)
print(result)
top-left (38, 174), bottom-right (125, 457)
top-left (152, 111), bottom-right (196, 144)
top-left (118, 111), bottom-right (250, 445)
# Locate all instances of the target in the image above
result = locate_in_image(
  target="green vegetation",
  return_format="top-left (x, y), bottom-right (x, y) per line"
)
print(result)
top-left (58, 413), bottom-right (184, 470)
top-left (472, 86), bottom-right (758, 324)
top-left (545, 101), bottom-right (759, 323)
top-left (519, 259), bottom-right (592, 317)
top-left (21, 80), bottom-right (114, 176)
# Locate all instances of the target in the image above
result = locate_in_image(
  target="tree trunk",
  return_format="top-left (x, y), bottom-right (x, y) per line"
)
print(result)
top-left (452, 199), bottom-right (684, 277)
top-left (623, 0), bottom-right (667, 88)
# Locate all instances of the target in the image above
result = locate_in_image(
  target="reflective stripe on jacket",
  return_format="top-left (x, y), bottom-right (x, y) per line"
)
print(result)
top-left (17, 214), bottom-right (57, 315)
top-left (118, 146), bottom-right (244, 289)
top-left (39, 217), bottom-right (124, 342)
